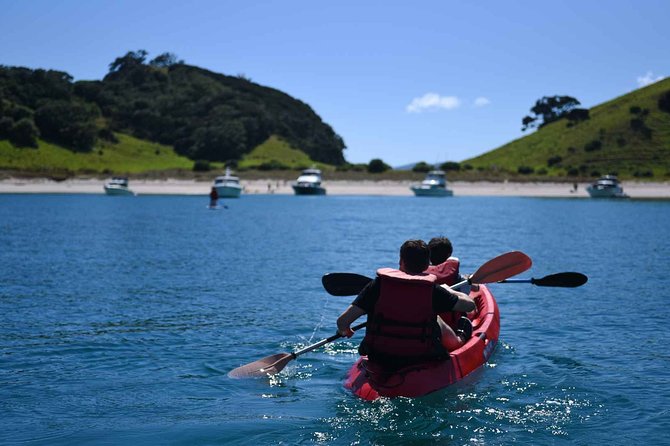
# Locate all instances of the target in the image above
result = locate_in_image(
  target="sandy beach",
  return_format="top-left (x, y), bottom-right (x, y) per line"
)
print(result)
top-left (0, 177), bottom-right (669, 198)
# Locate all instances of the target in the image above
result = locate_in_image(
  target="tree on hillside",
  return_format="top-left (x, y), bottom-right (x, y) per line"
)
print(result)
top-left (149, 52), bottom-right (183, 68)
top-left (412, 161), bottom-right (432, 172)
top-left (368, 158), bottom-right (391, 173)
top-left (108, 50), bottom-right (148, 73)
top-left (659, 90), bottom-right (670, 113)
top-left (521, 95), bottom-right (583, 131)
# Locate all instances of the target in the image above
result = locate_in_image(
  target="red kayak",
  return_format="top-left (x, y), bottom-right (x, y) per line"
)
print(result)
top-left (343, 284), bottom-right (500, 400)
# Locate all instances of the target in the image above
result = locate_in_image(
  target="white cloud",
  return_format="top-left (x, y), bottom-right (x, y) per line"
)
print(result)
top-left (406, 93), bottom-right (461, 113)
top-left (474, 97), bottom-right (491, 107)
top-left (637, 71), bottom-right (665, 88)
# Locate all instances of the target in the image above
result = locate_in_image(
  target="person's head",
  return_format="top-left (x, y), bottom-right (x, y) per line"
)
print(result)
top-left (399, 239), bottom-right (430, 274)
top-left (428, 236), bottom-right (453, 265)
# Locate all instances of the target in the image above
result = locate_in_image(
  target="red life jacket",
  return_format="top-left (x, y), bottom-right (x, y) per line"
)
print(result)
top-left (427, 258), bottom-right (463, 330)
top-left (426, 257), bottom-right (460, 285)
top-left (360, 268), bottom-right (446, 365)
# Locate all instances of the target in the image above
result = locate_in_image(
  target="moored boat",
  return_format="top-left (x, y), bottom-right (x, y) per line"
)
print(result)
top-left (213, 167), bottom-right (243, 198)
top-left (292, 168), bottom-right (326, 195)
top-left (586, 175), bottom-right (628, 198)
top-left (343, 284), bottom-right (499, 400)
top-left (410, 170), bottom-right (454, 197)
top-left (103, 177), bottom-right (135, 196)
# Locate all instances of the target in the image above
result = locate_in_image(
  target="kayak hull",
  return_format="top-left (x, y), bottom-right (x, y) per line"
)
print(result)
top-left (343, 285), bottom-right (500, 400)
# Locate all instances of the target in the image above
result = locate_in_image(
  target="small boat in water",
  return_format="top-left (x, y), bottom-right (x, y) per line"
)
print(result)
top-left (410, 170), bottom-right (454, 197)
top-left (213, 168), bottom-right (243, 198)
top-left (344, 284), bottom-right (499, 400)
top-left (292, 168), bottom-right (326, 195)
top-left (586, 175), bottom-right (628, 198)
top-left (103, 177), bottom-right (135, 196)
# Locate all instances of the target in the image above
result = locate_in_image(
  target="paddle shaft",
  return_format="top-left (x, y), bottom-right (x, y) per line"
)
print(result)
top-left (499, 278), bottom-right (533, 283)
top-left (293, 322), bottom-right (367, 358)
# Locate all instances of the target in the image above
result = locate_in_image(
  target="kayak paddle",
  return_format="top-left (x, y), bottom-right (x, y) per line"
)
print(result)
top-left (499, 272), bottom-right (587, 287)
top-left (322, 250), bottom-right (533, 296)
top-left (228, 322), bottom-right (367, 378)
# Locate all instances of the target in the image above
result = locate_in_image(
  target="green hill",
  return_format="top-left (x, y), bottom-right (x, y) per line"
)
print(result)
top-left (463, 78), bottom-right (670, 180)
top-left (0, 50), bottom-right (346, 175)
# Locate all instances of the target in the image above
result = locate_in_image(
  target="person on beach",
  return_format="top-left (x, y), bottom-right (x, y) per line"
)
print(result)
top-left (209, 187), bottom-right (218, 208)
top-left (336, 239), bottom-right (475, 368)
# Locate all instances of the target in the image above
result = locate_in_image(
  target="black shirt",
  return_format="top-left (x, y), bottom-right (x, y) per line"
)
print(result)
top-left (352, 277), bottom-right (459, 314)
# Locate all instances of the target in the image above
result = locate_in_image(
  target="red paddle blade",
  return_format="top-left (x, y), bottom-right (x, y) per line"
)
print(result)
top-left (470, 251), bottom-right (532, 284)
top-left (227, 353), bottom-right (293, 378)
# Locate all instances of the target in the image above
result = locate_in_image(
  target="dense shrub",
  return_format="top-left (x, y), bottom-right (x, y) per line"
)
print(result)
top-left (34, 100), bottom-right (99, 151)
top-left (192, 160), bottom-right (211, 171)
top-left (368, 158), bottom-right (391, 173)
top-left (439, 161), bottom-right (461, 171)
top-left (0, 116), bottom-right (14, 138)
top-left (9, 118), bottom-right (39, 147)
top-left (633, 170), bottom-right (653, 178)
top-left (412, 161), bottom-right (432, 173)
top-left (257, 160), bottom-right (289, 170)
top-left (659, 90), bottom-right (670, 113)
top-left (584, 140), bottom-right (602, 152)
top-left (547, 155), bottom-right (562, 167)
top-left (630, 118), bottom-right (652, 138)
top-left (517, 166), bottom-right (534, 174)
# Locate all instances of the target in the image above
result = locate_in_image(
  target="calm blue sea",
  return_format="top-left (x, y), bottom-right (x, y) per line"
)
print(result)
top-left (1, 193), bottom-right (669, 445)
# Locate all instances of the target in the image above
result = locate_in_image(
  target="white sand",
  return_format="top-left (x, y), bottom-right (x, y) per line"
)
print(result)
top-left (0, 177), bottom-right (668, 198)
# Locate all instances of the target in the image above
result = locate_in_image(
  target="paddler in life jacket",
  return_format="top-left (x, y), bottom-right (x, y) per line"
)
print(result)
top-left (426, 236), bottom-right (461, 286)
top-left (426, 236), bottom-right (475, 333)
top-left (336, 239), bottom-right (476, 368)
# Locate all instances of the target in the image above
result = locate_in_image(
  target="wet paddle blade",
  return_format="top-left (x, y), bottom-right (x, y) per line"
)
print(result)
top-left (227, 353), bottom-right (294, 378)
top-left (532, 272), bottom-right (588, 287)
top-left (322, 273), bottom-right (372, 296)
top-left (470, 251), bottom-right (532, 284)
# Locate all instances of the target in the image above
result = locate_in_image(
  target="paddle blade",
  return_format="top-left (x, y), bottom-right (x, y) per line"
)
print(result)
top-left (532, 272), bottom-right (588, 287)
top-left (322, 273), bottom-right (372, 296)
top-left (470, 251), bottom-right (532, 284)
top-left (227, 353), bottom-right (294, 378)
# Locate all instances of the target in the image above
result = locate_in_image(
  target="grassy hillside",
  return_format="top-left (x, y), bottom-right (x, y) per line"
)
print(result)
top-left (0, 133), bottom-right (194, 176)
top-left (238, 135), bottom-right (333, 171)
top-left (0, 132), bottom-right (332, 177)
top-left (464, 78), bottom-right (670, 180)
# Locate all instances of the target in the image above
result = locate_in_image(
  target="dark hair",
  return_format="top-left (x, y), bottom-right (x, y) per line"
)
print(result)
top-left (428, 237), bottom-right (453, 265)
top-left (399, 239), bottom-right (430, 274)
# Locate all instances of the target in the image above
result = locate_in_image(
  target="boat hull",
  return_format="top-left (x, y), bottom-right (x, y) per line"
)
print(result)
top-left (104, 185), bottom-right (135, 196)
top-left (344, 285), bottom-right (499, 400)
top-left (411, 186), bottom-right (454, 197)
top-left (586, 186), bottom-right (628, 198)
top-left (292, 185), bottom-right (326, 195)
top-left (214, 185), bottom-right (242, 198)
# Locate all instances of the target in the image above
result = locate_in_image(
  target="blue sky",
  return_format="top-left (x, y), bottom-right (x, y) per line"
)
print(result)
top-left (1, 0), bottom-right (668, 166)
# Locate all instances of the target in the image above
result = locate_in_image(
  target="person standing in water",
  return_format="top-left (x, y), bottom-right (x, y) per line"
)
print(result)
top-left (209, 187), bottom-right (219, 208)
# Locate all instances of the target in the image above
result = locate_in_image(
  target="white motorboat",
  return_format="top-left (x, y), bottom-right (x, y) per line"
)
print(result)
top-left (103, 177), bottom-right (135, 196)
top-left (292, 168), bottom-right (326, 195)
top-left (410, 170), bottom-right (454, 197)
top-left (213, 168), bottom-right (243, 198)
top-left (586, 175), bottom-right (628, 198)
